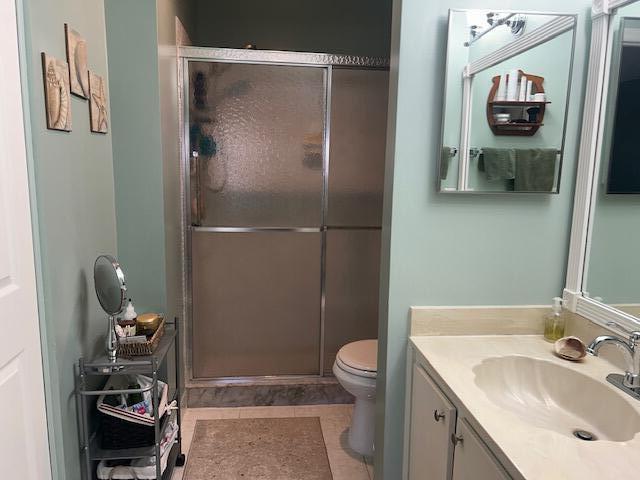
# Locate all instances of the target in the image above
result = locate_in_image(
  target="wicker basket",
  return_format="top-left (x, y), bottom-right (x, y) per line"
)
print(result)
top-left (117, 318), bottom-right (165, 357)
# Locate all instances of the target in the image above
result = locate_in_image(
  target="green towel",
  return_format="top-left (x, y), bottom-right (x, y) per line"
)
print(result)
top-left (481, 148), bottom-right (516, 181)
top-left (514, 149), bottom-right (557, 192)
top-left (440, 146), bottom-right (453, 180)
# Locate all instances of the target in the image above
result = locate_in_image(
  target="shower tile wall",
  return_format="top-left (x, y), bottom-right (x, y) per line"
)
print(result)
top-left (188, 60), bottom-right (388, 380)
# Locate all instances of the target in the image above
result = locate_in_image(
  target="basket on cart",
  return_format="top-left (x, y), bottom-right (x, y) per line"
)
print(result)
top-left (97, 375), bottom-right (169, 450)
top-left (96, 415), bottom-right (179, 480)
top-left (117, 318), bottom-right (165, 357)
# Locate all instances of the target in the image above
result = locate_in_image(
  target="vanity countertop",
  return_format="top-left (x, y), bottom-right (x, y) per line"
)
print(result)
top-left (410, 335), bottom-right (640, 480)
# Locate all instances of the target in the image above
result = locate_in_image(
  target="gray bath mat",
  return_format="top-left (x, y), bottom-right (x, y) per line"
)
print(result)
top-left (183, 417), bottom-right (333, 480)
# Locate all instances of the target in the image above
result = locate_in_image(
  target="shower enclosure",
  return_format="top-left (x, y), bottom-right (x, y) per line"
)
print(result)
top-left (180, 47), bottom-right (388, 383)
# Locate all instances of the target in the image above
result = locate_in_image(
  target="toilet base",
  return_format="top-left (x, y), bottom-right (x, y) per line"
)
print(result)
top-left (348, 396), bottom-right (375, 457)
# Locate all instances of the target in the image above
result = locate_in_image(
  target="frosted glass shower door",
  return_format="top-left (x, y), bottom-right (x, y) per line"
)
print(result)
top-left (323, 68), bottom-right (388, 373)
top-left (191, 231), bottom-right (322, 378)
top-left (327, 68), bottom-right (389, 227)
top-left (188, 61), bottom-right (325, 228)
top-left (188, 61), bottom-right (326, 378)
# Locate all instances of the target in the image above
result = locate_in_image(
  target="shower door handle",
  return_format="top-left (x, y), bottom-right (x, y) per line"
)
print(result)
top-left (190, 151), bottom-right (202, 226)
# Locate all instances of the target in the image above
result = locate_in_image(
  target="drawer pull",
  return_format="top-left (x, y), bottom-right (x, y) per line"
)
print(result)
top-left (451, 433), bottom-right (464, 446)
top-left (433, 410), bottom-right (446, 422)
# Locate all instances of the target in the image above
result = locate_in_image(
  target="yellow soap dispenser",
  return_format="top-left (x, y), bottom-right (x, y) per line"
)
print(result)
top-left (544, 297), bottom-right (565, 342)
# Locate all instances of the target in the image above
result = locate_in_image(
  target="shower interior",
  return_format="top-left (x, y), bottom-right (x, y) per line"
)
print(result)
top-left (181, 47), bottom-right (388, 404)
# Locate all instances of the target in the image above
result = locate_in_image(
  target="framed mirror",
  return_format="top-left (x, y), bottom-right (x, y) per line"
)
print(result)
top-left (438, 10), bottom-right (577, 193)
top-left (565, 0), bottom-right (640, 331)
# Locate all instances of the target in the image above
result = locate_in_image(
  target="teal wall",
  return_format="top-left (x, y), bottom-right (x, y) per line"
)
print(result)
top-left (105, 0), bottom-right (192, 328)
top-left (19, 0), bottom-right (117, 478)
top-left (105, 0), bottom-right (167, 317)
top-left (375, 1), bottom-right (592, 478)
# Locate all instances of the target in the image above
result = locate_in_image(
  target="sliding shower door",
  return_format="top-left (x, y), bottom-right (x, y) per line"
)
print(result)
top-left (191, 231), bottom-right (322, 377)
top-left (188, 62), bottom-right (325, 228)
top-left (188, 61), bottom-right (326, 378)
top-left (185, 52), bottom-right (389, 380)
top-left (323, 68), bottom-right (388, 373)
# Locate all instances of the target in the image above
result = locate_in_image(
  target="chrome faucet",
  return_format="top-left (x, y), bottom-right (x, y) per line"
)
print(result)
top-left (588, 331), bottom-right (640, 398)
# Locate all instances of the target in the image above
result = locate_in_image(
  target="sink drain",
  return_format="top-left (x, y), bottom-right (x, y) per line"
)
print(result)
top-left (573, 429), bottom-right (597, 441)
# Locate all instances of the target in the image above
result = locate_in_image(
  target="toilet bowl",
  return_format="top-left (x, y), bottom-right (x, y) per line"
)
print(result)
top-left (333, 339), bottom-right (377, 457)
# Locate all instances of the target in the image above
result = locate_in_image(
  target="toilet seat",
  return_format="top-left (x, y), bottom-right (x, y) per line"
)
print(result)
top-left (336, 340), bottom-right (377, 379)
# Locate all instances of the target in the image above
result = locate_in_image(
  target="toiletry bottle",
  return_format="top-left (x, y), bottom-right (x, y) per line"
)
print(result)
top-left (123, 299), bottom-right (137, 321)
top-left (119, 299), bottom-right (137, 336)
top-left (544, 297), bottom-right (565, 342)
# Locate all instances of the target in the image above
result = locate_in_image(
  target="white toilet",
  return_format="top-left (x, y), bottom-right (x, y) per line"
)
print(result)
top-left (333, 339), bottom-right (377, 457)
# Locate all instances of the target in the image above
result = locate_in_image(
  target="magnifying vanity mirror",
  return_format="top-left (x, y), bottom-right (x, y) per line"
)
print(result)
top-left (94, 254), bottom-right (127, 362)
top-left (565, 0), bottom-right (640, 332)
top-left (438, 10), bottom-right (577, 193)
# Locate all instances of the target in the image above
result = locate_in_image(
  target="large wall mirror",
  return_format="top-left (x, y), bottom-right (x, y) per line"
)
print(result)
top-left (438, 10), bottom-right (577, 193)
top-left (565, 0), bottom-right (640, 330)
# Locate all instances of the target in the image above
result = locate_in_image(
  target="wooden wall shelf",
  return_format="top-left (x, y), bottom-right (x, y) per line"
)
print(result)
top-left (487, 71), bottom-right (546, 137)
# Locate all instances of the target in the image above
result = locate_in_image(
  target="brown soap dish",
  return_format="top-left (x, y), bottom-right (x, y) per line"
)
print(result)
top-left (554, 336), bottom-right (587, 361)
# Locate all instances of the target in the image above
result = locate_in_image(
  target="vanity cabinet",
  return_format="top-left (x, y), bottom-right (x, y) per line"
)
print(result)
top-left (408, 364), bottom-right (456, 480)
top-left (408, 360), bottom-right (512, 480)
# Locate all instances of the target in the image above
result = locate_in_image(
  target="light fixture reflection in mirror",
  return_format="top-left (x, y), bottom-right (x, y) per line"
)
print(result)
top-left (465, 12), bottom-right (527, 47)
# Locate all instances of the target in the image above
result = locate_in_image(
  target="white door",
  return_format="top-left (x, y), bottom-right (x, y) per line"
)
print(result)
top-left (0, 1), bottom-right (52, 478)
top-left (452, 418), bottom-right (510, 480)
top-left (409, 364), bottom-right (457, 480)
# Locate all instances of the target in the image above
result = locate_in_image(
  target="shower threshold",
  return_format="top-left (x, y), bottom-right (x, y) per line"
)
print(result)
top-left (186, 375), bottom-right (354, 408)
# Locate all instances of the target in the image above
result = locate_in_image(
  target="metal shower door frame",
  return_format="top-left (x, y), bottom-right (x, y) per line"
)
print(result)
top-left (178, 47), bottom-right (389, 387)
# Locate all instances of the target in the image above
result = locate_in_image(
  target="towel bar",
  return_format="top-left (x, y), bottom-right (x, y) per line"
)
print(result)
top-left (470, 147), bottom-right (562, 158)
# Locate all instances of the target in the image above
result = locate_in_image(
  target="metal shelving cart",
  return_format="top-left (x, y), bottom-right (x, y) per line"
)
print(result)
top-left (76, 320), bottom-right (184, 480)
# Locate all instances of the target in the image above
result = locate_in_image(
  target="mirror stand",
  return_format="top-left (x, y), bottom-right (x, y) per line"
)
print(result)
top-left (106, 315), bottom-right (117, 363)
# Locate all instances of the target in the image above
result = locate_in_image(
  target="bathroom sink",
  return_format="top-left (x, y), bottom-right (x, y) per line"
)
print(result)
top-left (473, 355), bottom-right (640, 442)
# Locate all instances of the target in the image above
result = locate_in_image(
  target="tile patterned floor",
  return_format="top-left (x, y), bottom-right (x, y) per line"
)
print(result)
top-left (171, 404), bottom-right (373, 480)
